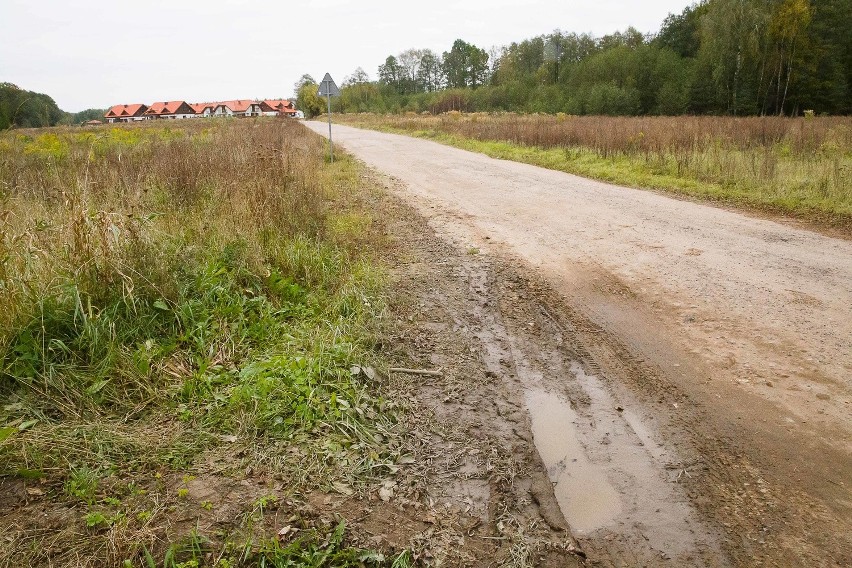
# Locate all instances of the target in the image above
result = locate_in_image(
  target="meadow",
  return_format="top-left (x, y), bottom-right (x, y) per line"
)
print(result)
top-left (0, 120), bottom-right (411, 566)
top-left (336, 113), bottom-right (852, 230)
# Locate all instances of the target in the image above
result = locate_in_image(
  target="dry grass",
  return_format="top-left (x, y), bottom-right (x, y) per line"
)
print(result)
top-left (337, 113), bottom-right (852, 229)
top-left (0, 119), bottom-right (409, 566)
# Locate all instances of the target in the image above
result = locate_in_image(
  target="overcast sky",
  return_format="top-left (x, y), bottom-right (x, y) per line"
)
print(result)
top-left (1, 0), bottom-right (693, 112)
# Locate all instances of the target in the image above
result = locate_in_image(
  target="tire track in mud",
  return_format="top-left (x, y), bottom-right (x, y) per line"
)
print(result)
top-left (378, 185), bottom-right (727, 566)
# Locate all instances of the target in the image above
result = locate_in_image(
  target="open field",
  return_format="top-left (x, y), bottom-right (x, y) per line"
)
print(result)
top-left (335, 113), bottom-right (852, 231)
top-left (0, 120), bottom-right (415, 566)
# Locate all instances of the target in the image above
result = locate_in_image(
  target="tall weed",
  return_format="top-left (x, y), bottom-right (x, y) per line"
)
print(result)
top-left (0, 119), bottom-right (392, 481)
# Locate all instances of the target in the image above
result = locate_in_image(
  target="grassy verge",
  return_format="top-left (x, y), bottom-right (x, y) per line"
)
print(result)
top-left (334, 113), bottom-right (852, 231)
top-left (0, 120), bottom-right (411, 566)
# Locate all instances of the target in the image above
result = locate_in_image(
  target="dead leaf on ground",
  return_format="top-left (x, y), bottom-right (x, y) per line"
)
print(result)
top-left (332, 482), bottom-right (354, 496)
top-left (277, 525), bottom-right (297, 540)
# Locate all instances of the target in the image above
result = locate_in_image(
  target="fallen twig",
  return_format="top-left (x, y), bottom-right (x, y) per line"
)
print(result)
top-left (388, 367), bottom-right (443, 377)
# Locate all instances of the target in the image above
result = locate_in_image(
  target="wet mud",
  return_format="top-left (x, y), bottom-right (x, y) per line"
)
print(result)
top-left (523, 386), bottom-right (622, 533)
top-left (377, 181), bottom-right (728, 566)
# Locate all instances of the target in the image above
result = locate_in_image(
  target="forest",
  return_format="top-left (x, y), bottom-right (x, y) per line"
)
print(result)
top-left (0, 83), bottom-right (103, 130)
top-left (299, 0), bottom-right (850, 117)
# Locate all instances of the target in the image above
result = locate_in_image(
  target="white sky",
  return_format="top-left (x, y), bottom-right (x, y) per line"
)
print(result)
top-left (0, 0), bottom-right (693, 112)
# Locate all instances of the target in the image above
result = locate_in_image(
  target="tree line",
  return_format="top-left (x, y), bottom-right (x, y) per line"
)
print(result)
top-left (299, 0), bottom-right (849, 117)
top-left (0, 83), bottom-right (104, 130)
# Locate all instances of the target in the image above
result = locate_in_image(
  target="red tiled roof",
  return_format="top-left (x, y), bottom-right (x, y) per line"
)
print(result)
top-left (262, 100), bottom-right (297, 115)
top-left (106, 99), bottom-right (298, 118)
top-left (144, 101), bottom-right (190, 115)
top-left (217, 100), bottom-right (257, 113)
top-left (263, 99), bottom-right (295, 111)
top-left (105, 103), bottom-right (146, 118)
top-left (190, 102), bottom-right (215, 113)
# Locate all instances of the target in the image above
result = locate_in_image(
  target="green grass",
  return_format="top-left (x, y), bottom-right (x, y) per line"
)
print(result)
top-left (0, 120), bottom-right (410, 566)
top-left (152, 521), bottom-right (414, 568)
top-left (112, 520), bottom-right (416, 568)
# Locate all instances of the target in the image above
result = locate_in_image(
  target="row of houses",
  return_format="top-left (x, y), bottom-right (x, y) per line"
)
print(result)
top-left (104, 99), bottom-right (299, 123)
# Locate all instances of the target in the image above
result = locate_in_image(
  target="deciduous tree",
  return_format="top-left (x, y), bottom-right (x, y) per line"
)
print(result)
top-left (296, 79), bottom-right (324, 118)
top-left (378, 55), bottom-right (404, 93)
top-left (442, 40), bottom-right (490, 89)
top-left (417, 50), bottom-right (444, 92)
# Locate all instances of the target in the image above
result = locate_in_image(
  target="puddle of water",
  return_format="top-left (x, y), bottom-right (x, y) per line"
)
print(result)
top-left (524, 387), bottom-right (622, 533)
top-left (561, 361), bottom-right (722, 559)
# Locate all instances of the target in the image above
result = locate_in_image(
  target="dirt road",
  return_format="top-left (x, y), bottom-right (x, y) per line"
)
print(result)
top-left (306, 122), bottom-right (852, 566)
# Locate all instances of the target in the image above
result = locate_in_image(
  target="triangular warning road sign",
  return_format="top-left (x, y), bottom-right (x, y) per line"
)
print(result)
top-left (318, 73), bottom-right (340, 97)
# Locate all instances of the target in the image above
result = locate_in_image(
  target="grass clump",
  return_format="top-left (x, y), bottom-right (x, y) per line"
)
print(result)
top-left (0, 119), bottom-right (404, 566)
top-left (336, 113), bottom-right (852, 230)
top-left (149, 521), bottom-right (412, 568)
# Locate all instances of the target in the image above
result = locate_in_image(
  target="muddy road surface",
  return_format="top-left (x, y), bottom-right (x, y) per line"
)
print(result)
top-left (306, 122), bottom-right (852, 566)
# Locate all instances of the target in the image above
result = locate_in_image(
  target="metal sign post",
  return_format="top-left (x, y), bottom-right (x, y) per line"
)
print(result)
top-left (326, 92), bottom-right (332, 162)
top-left (318, 73), bottom-right (340, 163)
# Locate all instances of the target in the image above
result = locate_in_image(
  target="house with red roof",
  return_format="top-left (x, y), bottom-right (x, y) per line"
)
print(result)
top-left (104, 103), bottom-right (148, 123)
top-left (262, 99), bottom-right (298, 117)
top-left (143, 101), bottom-right (196, 120)
top-left (103, 97), bottom-right (300, 122)
top-left (190, 102), bottom-right (216, 117)
top-left (213, 100), bottom-right (266, 118)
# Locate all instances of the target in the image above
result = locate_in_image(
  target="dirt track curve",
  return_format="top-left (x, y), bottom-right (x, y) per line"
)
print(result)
top-left (305, 121), bottom-right (852, 566)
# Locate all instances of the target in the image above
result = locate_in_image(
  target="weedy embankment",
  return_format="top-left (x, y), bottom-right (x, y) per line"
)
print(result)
top-left (336, 113), bottom-right (852, 230)
top-left (0, 121), bottom-right (411, 566)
